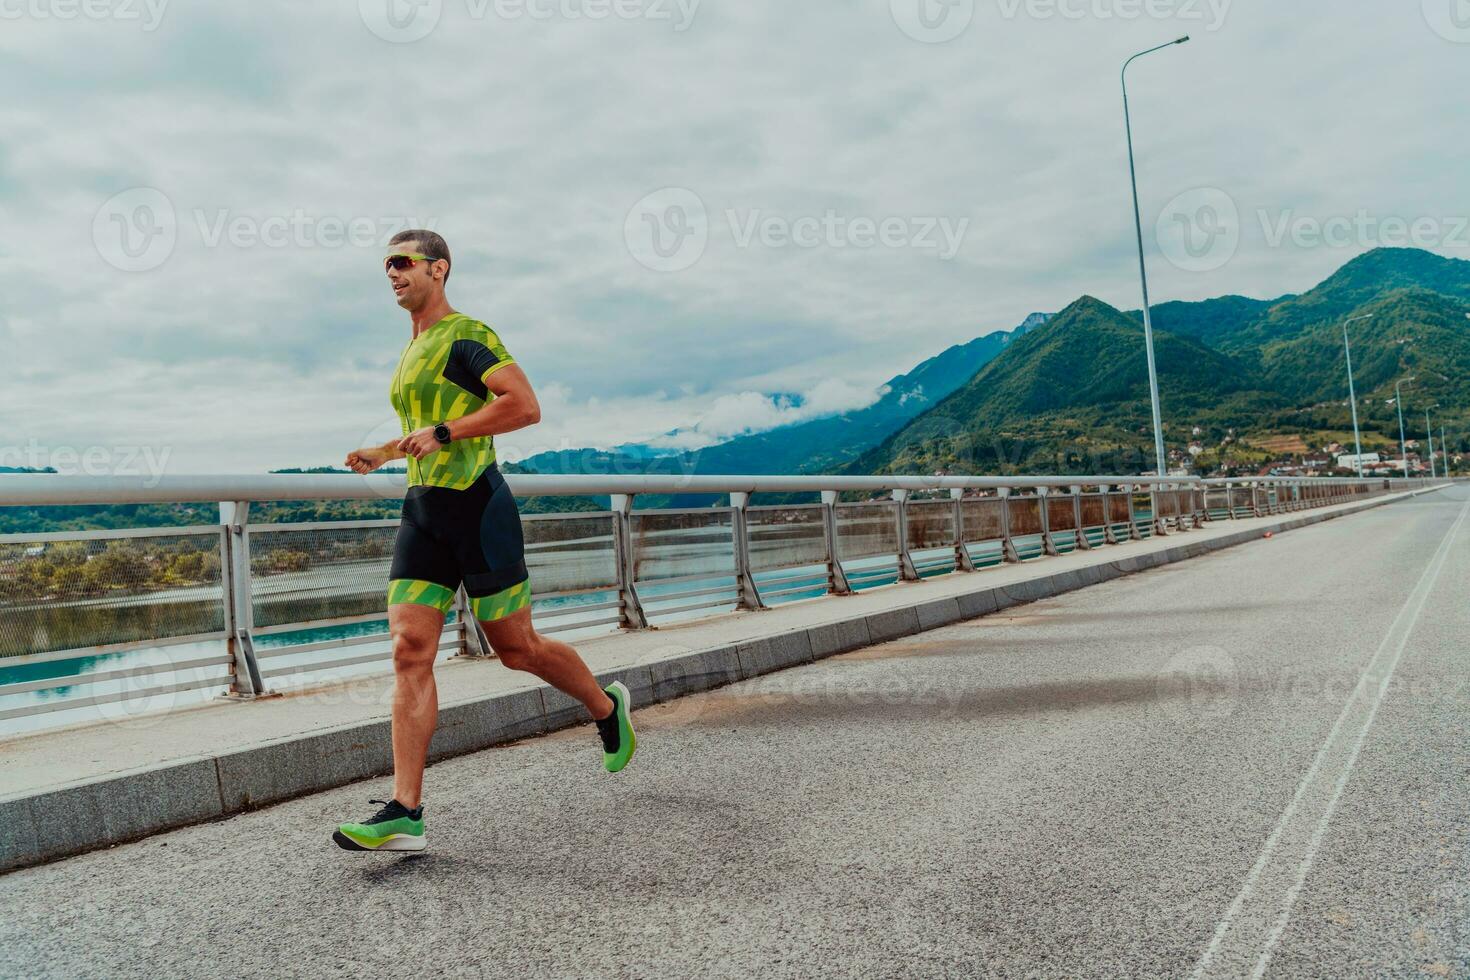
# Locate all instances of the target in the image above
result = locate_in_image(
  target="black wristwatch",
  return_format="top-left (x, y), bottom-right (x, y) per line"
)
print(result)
top-left (432, 423), bottom-right (453, 445)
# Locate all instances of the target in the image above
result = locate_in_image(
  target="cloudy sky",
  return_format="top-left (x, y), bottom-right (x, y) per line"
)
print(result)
top-left (3, 0), bottom-right (1466, 477)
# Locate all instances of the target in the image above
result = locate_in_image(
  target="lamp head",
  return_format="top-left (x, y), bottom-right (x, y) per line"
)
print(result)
top-left (1176, 35), bottom-right (1190, 44)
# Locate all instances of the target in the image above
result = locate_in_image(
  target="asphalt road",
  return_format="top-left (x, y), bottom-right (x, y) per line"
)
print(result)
top-left (4, 488), bottom-right (1467, 979)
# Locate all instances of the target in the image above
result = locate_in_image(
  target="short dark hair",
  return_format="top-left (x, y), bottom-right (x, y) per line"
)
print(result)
top-left (390, 228), bottom-right (451, 281)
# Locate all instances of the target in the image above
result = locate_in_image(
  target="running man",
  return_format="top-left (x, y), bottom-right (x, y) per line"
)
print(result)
top-left (333, 230), bottom-right (635, 852)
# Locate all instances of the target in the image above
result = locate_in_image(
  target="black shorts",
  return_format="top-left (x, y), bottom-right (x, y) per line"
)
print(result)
top-left (387, 463), bottom-right (532, 621)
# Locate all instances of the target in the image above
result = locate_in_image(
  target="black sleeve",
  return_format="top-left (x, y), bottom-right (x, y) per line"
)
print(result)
top-left (443, 339), bottom-right (505, 400)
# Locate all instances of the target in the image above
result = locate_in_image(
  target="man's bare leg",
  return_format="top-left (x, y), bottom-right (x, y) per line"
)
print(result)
top-left (388, 602), bottom-right (445, 810)
top-left (480, 606), bottom-right (614, 719)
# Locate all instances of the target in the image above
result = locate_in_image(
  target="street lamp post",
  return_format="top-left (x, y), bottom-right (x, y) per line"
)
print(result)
top-left (1395, 378), bottom-right (1414, 477)
top-left (1443, 425), bottom-right (1449, 477)
top-left (1122, 35), bottom-right (1190, 478)
top-left (1342, 313), bottom-right (1372, 477)
top-left (1425, 406), bottom-right (1438, 479)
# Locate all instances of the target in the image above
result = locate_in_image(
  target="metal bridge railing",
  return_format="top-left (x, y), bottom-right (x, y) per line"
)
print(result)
top-left (0, 473), bottom-right (1441, 730)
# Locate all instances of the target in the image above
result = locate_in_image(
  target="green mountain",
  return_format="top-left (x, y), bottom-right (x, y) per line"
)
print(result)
top-left (848, 296), bottom-right (1281, 476)
top-left (854, 248), bottom-right (1470, 478)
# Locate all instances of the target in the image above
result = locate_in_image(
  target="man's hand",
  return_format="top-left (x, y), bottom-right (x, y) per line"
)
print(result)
top-left (345, 445), bottom-right (396, 474)
top-left (397, 426), bottom-right (444, 461)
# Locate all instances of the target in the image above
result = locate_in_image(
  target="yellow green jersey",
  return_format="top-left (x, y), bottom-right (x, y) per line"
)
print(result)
top-left (390, 312), bottom-right (516, 489)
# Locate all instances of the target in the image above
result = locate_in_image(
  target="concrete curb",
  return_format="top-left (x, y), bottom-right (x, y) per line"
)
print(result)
top-left (0, 488), bottom-right (1442, 873)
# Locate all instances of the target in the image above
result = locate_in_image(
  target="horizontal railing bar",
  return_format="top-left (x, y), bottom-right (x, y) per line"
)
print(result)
top-left (259, 639), bottom-right (458, 681)
top-left (0, 525), bottom-right (223, 544)
top-left (539, 614), bottom-right (624, 634)
top-left (633, 570), bottom-right (737, 589)
top-left (251, 612), bottom-right (395, 637)
top-left (245, 519), bottom-right (399, 533)
top-left (529, 598), bottom-right (623, 617)
top-left (0, 473), bottom-right (1222, 506)
top-left (0, 654), bottom-right (234, 697)
top-left (761, 583), bottom-right (832, 600)
top-left (0, 631), bottom-right (231, 669)
top-left (642, 583), bottom-right (741, 605)
top-left (645, 597), bottom-right (737, 618)
top-left (0, 673), bottom-right (232, 722)
top-left (745, 503), bottom-right (824, 514)
top-left (752, 568), bottom-right (828, 587)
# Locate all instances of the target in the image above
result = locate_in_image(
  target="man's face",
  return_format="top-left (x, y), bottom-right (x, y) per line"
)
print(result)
top-left (385, 242), bottom-right (443, 311)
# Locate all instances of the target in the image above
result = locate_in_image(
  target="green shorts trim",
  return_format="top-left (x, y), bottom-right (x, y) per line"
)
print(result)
top-left (387, 578), bottom-right (456, 613)
top-left (469, 578), bottom-right (532, 622)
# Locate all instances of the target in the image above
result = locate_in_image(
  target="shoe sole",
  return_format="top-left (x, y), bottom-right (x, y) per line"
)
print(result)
top-left (604, 680), bottom-right (636, 773)
top-left (332, 830), bottom-right (427, 852)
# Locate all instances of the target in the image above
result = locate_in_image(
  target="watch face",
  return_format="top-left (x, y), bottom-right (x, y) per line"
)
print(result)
top-left (434, 424), bottom-right (451, 444)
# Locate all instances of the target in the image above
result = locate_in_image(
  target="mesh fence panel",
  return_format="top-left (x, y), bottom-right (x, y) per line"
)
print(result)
top-left (249, 524), bottom-right (396, 628)
top-left (835, 502), bottom-right (899, 560)
top-left (906, 500), bottom-right (955, 551)
top-left (1107, 493), bottom-right (1132, 524)
top-left (0, 532), bottom-right (226, 658)
top-left (959, 497), bottom-right (1005, 542)
top-left (631, 511), bottom-right (735, 585)
top-left (524, 514), bottom-right (617, 594)
top-left (1047, 494), bottom-right (1078, 532)
top-left (1007, 497), bottom-right (1043, 536)
top-left (747, 506), bottom-right (826, 574)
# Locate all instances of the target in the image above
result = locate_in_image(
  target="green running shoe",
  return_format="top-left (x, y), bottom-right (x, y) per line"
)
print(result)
top-left (595, 680), bottom-right (637, 773)
top-left (333, 798), bottom-right (426, 852)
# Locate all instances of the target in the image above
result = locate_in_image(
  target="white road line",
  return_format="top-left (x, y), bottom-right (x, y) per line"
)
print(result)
top-left (1191, 494), bottom-right (1470, 980)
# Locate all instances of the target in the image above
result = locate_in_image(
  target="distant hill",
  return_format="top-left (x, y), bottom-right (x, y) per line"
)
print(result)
top-left (848, 296), bottom-right (1281, 476)
top-left (855, 248), bottom-right (1470, 478)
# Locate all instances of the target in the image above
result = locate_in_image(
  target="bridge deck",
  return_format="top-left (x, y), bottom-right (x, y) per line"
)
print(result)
top-left (3, 487), bottom-right (1467, 978)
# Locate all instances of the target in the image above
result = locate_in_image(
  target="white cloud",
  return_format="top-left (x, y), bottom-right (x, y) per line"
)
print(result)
top-left (3, 1), bottom-right (1466, 474)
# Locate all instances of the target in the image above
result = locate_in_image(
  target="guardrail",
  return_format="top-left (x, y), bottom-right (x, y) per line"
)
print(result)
top-left (0, 473), bottom-right (1439, 730)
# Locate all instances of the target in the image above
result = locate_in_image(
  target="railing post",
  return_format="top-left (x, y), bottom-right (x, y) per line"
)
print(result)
top-left (1070, 485), bottom-right (1091, 550)
top-left (821, 489), bottom-right (853, 595)
top-left (950, 488), bottom-right (976, 572)
top-left (998, 487), bottom-right (1022, 562)
top-left (892, 488), bottom-right (921, 581)
top-left (453, 587), bottom-right (492, 658)
top-left (609, 493), bottom-right (649, 629)
top-left (1125, 485), bottom-right (1143, 540)
top-left (1100, 485), bottom-right (1120, 545)
top-left (1151, 485), bottom-right (1168, 537)
top-left (729, 491), bottom-right (767, 611)
top-left (1250, 482), bottom-right (1265, 518)
top-left (1038, 487), bottom-right (1060, 556)
top-left (219, 500), bottom-right (263, 699)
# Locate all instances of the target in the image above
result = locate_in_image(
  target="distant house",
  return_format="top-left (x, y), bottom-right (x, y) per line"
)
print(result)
top-left (1336, 452), bottom-right (1381, 469)
top-left (24, 545), bottom-right (45, 558)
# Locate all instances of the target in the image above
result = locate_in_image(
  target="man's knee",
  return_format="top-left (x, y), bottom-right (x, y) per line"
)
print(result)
top-left (392, 629), bottom-right (438, 673)
top-left (494, 635), bottom-right (542, 673)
